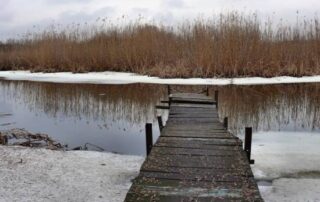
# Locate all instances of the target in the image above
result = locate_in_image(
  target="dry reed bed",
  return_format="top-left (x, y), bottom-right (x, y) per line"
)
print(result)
top-left (0, 12), bottom-right (320, 78)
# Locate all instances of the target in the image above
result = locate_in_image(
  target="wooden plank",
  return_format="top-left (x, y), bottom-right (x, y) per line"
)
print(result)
top-left (164, 126), bottom-right (226, 130)
top-left (140, 167), bottom-right (254, 178)
top-left (170, 98), bottom-right (217, 105)
top-left (150, 147), bottom-right (241, 156)
top-left (133, 176), bottom-right (257, 188)
top-left (125, 178), bottom-right (263, 201)
top-left (157, 137), bottom-right (242, 147)
top-left (126, 182), bottom-right (262, 201)
top-left (160, 133), bottom-right (236, 139)
top-left (168, 119), bottom-right (221, 124)
top-left (169, 115), bottom-right (219, 120)
top-left (125, 192), bottom-right (246, 202)
top-left (139, 171), bottom-right (249, 182)
top-left (142, 156), bottom-right (250, 169)
top-left (169, 113), bottom-right (219, 117)
top-left (169, 113), bottom-right (218, 117)
top-left (155, 144), bottom-right (243, 151)
top-left (170, 103), bottom-right (215, 108)
top-left (170, 93), bottom-right (212, 99)
top-left (161, 130), bottom-right (233, 135)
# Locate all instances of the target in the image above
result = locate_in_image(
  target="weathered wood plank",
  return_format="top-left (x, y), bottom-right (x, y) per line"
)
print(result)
top-left (125, 192), bottom-right (246, 202)
top-left (139, 171), bottom-right (250, 182)
top-left (170, 98), bottom-right (217, 105)
top-left (155, 144), bottom-right (243, 151)
top-left (160, 133), bottom-right (236, 139)
top-left (150, 147), bottom-right (240, 156)
top-left (157, 137), bottom-right (242, 147)
top-left (170, 93), bottom-right (212, 99)
top-left (140, 167), bottom-right (254, 178)
top-left (161, 130), bottom-right (233, 135)
top-left (164, 125), bottom-right (226, 130)
top-left (170, 103), bottom-right (216, 108)
top-left (132, 177), bottom-right (260, 190)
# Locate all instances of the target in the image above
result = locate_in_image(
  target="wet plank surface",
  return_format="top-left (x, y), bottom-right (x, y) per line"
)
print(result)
top-left (125, 93), bottom-right (263, 202)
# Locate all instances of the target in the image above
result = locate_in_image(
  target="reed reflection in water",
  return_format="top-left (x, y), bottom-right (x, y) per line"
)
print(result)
top-left (0, 80), bottom-right (167, 155)
top-left (0, 80), bottom-right (319, 155)
top-left (216, 84), bottom-right (320, 135)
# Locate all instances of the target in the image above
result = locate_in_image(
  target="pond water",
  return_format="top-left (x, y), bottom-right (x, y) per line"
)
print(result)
top-left (0, 80), bottom-right (319, 155)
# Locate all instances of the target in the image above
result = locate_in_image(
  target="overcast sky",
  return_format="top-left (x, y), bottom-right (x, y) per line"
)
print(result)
top-left (1, 0), bottom-right (320, 41)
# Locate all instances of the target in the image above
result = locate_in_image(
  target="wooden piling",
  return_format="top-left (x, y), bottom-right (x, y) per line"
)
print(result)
top-left (157, 116), bottom-right (164, 131)
top-left (214, 90), bottom-right (219, 108)
top-left (224, 117), bottom-right (228, 129)
top-left (167, 85), bottom-right (171, 96)
top-left (245, 127), bottom-right (254, 164)
top-left (145, 123), bottom-right (153, 156)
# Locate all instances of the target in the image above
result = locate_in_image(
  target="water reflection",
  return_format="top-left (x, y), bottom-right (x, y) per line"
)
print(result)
top-left (216, 84), bottom-right (320, 135)
top-left (0, 80), bottom-right (319, 155)
top-left (0, 81), bottom-right (167, 123)
top-left (0, 81), bottom-right (167, 155)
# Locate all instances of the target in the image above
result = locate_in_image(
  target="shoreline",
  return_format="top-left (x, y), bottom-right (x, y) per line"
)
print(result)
top-left (0, 70), bottom-right (320, 85)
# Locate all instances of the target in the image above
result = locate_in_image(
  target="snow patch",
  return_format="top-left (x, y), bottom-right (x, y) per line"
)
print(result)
top-left (0, 146), bottom-right (144, 202)
top-left (1, 71), bottom-right (320, 85)
top-left (259, 179), bottom-right (320, 202)
top-left (251, 131), bottom-right (320, 180)
top-left (251, 131), bottom-right (320, 202)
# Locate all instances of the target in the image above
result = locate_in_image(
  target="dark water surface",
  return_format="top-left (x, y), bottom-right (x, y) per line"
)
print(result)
top-left (0, 80), bottom-right (319, 155)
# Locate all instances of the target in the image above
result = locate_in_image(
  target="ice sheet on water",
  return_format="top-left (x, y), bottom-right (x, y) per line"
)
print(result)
top-left (251, 131), bottom-right (320, 179)
top-left (251, 131), bottom-right (320, 202)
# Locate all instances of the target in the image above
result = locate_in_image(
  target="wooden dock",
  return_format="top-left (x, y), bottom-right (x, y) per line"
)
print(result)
top-left (125, 93), bottom-right (263, 201)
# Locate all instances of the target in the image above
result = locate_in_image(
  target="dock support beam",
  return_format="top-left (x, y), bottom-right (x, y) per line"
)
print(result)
top-left (214, 91), bottom-right (219, 108)
top-left (224, 117), bottom-right (228, 130)
top-left (157, 116), bottom-right (164, 132)
top-left (145, 123), bottom-right (153, 156)
top-left (206, 86), bottom-right (209, 96)
top-left (244, 127), bottom-right (255, 164)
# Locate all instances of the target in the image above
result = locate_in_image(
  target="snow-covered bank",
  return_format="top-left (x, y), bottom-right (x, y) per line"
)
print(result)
top-left (1, 71), bottom-right (320, 85)
top-left (0, 146), bottom-right (144, 202)
top-left (251, 131), bottom-right (320, 202)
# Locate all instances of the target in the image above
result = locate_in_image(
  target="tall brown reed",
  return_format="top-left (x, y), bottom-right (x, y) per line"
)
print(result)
top-left (0, 12), bottom-right (320, 78)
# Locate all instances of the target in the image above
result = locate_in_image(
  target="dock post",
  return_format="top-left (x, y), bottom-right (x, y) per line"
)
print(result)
top-left (168, 85), bottom-right (172, 107)
top-left (245, 127), bottom-right (255, 164)
top-left (145, 123), bottom-right (153, 156)
top-left (206, 86), bottom-right (209, 96)
top-left (214, 91), bottom-right (219, 108)
top-left (157, 116), bottom-right (164, 132)
top-left (223, 117), bottom-right (228, 129)
top-left (167, 85), bottom-right (171, 96)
